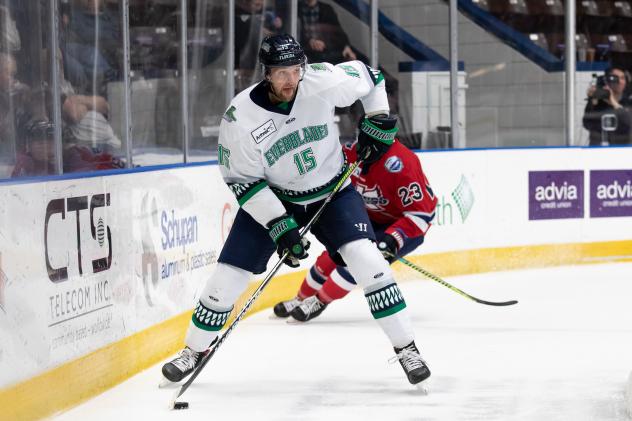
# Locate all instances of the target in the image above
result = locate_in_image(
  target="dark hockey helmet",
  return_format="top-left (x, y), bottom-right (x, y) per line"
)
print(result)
top-left (259, 34), bottom-right (306, 68)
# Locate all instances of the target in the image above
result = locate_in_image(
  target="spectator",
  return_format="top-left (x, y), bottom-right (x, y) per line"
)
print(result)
top-left (0, 5), bottom-right (20, 53)
top-left (128, 1), bottom-right (179, 76)
top-left (298, 0), bottom-right (356, 64)
top-left (7, 47), bottom-right (123, 177)
top-left (583, 66), bottom-right (632, 146)
top-left (11, 118), bottom-right (124, 177)
top-left (11, 119), bottom-right (56, 177)
top-left (60, 75), bottom-right (122, 155)
top-left (61, 0), bottom-right (121, 95)
top-left (234, 0), bottom-right (283, 91)
top-left (0, 52), bottom-right (40, 149)
top-left (235, 0), bottom-right (282, 69)
top-left (52, 48), bottom-right (122, 155)
top-left (0, 51), bottom-right (19, 134)
top-left (62, 143), bottom-right (124, 173)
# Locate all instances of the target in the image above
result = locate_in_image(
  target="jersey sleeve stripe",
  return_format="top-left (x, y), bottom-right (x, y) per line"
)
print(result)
top-left (403, 211), bottom-right (435, 233)
top-left (228, 180), bottom-right (269, 206)
top-left (362, 63), bottom-right (385, 86)
top-left (405, 210), bottom-right (436, 224)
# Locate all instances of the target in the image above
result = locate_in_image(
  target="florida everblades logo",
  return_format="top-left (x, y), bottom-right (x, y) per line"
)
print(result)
top-left (223, 105), bottom-right (237, 123)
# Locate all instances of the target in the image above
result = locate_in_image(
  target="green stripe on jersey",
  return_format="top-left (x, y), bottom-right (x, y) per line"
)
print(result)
top-left (272, 183), bottom-right (336, 203)
top-left (364, 64), bottom-right (385, 86)
top-left (228, 180), bottom-right (268, 206)
top-left (270, 162), bottom-right (348, 203)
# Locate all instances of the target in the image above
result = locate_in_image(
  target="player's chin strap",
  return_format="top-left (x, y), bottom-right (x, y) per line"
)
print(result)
top-left (384, 251), bottom-right (519, 307)
top-left (170, 159), bottom-right (362, 409)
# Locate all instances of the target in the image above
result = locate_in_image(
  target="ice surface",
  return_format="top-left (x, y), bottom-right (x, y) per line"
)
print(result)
top-left (53, 262), bottom-right (632, 421)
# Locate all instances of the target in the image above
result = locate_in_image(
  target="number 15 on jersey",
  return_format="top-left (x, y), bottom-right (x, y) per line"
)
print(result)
top-left (293, 147), bottom-right (317, 175)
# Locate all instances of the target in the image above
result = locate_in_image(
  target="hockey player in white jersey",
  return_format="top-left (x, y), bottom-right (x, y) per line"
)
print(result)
top-left (162, 34), bottom-right (430, 387)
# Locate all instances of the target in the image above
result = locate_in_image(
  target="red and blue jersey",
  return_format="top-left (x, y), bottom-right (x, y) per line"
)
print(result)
top-left (344, 140), bottom-right (437, 249)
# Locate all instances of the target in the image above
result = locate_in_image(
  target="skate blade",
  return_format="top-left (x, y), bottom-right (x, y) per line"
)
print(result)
top-left (158, 376), bottom-right (178, 389)
top-left (414, 380), bottom-right (430, 395)
top-left (268, 313), bottom-right (289, 320)
top-left (285, 317), bottom-right (305, 325)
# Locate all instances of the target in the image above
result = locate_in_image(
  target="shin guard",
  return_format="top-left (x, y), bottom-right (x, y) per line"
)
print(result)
top-left (185, 263), bottom-right (250, 352)
top-left (339, 239), bottom-right (415, 348)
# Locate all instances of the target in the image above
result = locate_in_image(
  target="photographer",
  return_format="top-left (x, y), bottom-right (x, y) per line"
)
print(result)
top-left (582, 66), bottom-right (632, 146)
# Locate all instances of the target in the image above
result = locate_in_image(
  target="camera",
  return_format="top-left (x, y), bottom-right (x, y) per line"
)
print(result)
top-left (592, 73), bottom-right (620, 100)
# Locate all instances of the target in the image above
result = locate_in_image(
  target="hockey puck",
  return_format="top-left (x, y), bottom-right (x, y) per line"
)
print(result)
top-left (173, 401), bottom-right (189, 410)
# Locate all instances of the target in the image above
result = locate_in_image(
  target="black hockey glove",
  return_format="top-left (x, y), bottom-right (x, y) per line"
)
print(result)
top-left (377, 234), bottom-right (400, 263)
top-left (357, 115), bottom-right (398, 172)
top-left (268, 215), bottom-right (310, 268)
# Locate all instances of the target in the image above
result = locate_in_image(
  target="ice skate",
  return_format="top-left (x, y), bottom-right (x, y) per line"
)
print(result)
top-left (161, 346), bottom-right (209, 383)
top-left (272, 296), bottom-right (302, 318)
top-left (390, 341), bottom-right (431, 386)
top-left (290, 295), bottom-right (328, 322)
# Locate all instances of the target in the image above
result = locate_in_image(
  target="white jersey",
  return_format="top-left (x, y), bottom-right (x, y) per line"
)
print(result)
top-left (218, 60), bottom-right (389, 227)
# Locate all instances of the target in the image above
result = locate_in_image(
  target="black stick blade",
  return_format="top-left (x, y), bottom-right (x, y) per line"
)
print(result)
top-left (172, 401), bottom-right (189, 410)
top-left (473, 298), bottom-right (519, 306)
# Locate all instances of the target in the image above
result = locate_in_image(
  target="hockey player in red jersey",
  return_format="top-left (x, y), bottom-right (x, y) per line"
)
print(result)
top-left (273, 135), bottom-right (437, 322)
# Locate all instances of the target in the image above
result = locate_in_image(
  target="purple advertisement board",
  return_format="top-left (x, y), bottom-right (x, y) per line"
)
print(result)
top-left (590, 170), bottom-right (632, 218)
top-left (529, 171), bottom-right (584, 220)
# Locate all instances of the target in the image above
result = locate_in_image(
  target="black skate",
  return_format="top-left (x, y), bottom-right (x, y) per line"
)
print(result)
top-left (290, 295), bottom-right (328, 322)
top-left (162, 346), bottom-right (209, 383)
top-left (391, 341), bottom-right (431, 385)
top-left (273, 297), bottom-right (302, 318)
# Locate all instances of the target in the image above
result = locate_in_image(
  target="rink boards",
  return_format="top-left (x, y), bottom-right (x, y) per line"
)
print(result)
top-left (1, 146), bottom-right (631, 420)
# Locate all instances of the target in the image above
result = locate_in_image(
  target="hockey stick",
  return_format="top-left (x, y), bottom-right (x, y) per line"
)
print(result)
top-left (170, 160), bottom-right (361, 408)
top-left (394, 255), bottom-right (518, 306)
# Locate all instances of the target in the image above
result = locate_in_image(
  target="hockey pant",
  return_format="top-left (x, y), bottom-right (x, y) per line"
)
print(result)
top-left (187, 239), bottom-right (414, 351)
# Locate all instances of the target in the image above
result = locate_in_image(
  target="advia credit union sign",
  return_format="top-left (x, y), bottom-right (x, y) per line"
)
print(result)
top-left (528, 170), bottom-right (584, 220)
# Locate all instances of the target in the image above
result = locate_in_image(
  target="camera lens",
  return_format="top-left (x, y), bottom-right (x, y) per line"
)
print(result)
top-left (606, 74), bottom-right (620, 85)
